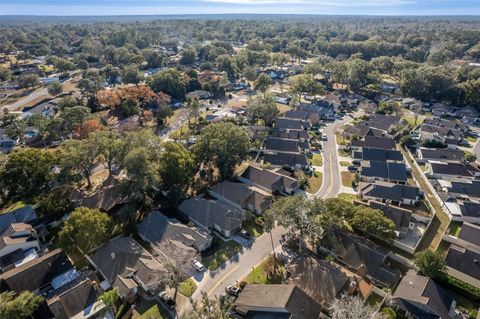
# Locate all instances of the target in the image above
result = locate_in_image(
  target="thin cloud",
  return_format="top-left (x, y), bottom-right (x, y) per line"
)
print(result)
top-left (201, 0), bottom-right (416, 5)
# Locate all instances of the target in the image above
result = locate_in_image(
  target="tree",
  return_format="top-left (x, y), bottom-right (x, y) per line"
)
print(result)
top-left (99, 288), bottom-right (118, 314)
top-left (143, 49), bottom-right (164, 68)
top-left (254, 73), bottom-right (272, 94)
top-left (465, 151), bottom-right (477, 162)
top-left (59, 207), bottom-right (111, 254)
top-left (290, 74), bottom-right (324, 104)
top-left (0, 113), bottom-right (26, 144)
top-left (194, 122), bottom-right (249, 179)
top-left (47, 81), bottom-right (63, 97)
top-left (186, 97), bottom-right (201, 126)
top-left (57, 95), bottom-right (78, 109)
top-left (158, 142), bottom-right (195, 203)
top-left (0, 66), bottom-right (12, 81)
top-left (63, 138), bottom-right (103, 189)
top-left (0, 291), bottom-right (44, 319)
top-left (216, 54), bottom-right (238, 78)
top-left (331, 296), bottom-right (385, 319)
top-left (124, 146), bottom-right (160, 202)
top-left (185, 292), bottom-right (233, 319)
top-left (27, 113), bottom-right (53, 146)
top-left (0, 148), bottom-right (57, 203)
top-left (414, 250), bottom-right (447, 279)
top-left (18, 74), bottom-right (40, 89)
top-left (122, 65), bottom-right (142, 85)
top-left (350, 206), bottom-right (396, 244)
top-left (91, 131), bottom-right (126, 177)
top-left (77, 59), bottom-right (89, 70)
top-left (246, 94), bottom-right (278, 127)
top-left (156, 103), bottom-right (174, 128)
top-left (73, 118), bottom-right (104, 139)
top-left (180, 48), bottom-right (196, 65)
top-left (148, 69), bottom-right (186, 100)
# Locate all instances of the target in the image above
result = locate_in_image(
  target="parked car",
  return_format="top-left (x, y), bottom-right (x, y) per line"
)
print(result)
top-left (193, 259), bottom-right (206, 272)
top-left (321, 133), bottom-right (328, 141)
top-left (347, 165), bottom-right (358, 172)
top-left (158, 291), bottom-right (176, 309)
top-left (225, 285), bottom-right (241, 297)
top-left (238, 229), bottom-right (252, 239)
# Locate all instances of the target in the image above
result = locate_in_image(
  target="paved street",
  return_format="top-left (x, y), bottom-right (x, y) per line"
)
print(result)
top-left (314, 116), bottom-right (351, 199)
top-left (2, 87), bottom-right (50, 112)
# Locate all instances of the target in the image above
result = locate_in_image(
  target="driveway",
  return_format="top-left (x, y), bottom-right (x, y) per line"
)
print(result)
top-left (314, 116), bottom-right (351, 199)
top-left (178, 226), bottom-right (287, 316)
top-left (2, 87), bottom-right (50, 112)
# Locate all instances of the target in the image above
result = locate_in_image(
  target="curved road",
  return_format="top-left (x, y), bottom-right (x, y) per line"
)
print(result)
top-left (315, 116), bottom-right (351, 199)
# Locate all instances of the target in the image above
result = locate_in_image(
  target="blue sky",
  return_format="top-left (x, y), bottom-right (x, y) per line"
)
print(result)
top-left (1, 0), bottom-right (479, 16)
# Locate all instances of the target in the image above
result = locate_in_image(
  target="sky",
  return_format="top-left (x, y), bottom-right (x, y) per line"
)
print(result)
top-left (0, 0), bottom-right (479, 16)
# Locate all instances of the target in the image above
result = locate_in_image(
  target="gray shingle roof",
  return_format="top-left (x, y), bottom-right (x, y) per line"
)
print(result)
top-left (360, 114), bottom-right (401, 132)
top-left (360, 181), bottom-right (419, 202)
top-left (430, 162), bottom-right (477, 177)
top-left (235, 284), bottom-right (322, 319)
top-left (89, 236), bottom-right (165, 293)
top-left (178, 197), bottom-right (244, 233)
top-left (354, 148), bottom-right (403, 162)
top-left (458, 223), bottom-right (480, 247)
top-left (417, 148), bottom-right (464, 161)
top-left (392, 269), bottom-right (454, 319)
top-left (265, 137), bottom-right (301, 153)
top-left (360, 161), bottom-right (407, 182)
top-left (0, 206), bottom-right (37, 233)
top-left (138, 211), bottom-right (211, 253)
top-left (264, 152), bottom-right (308, 167)
top-left (445, 245), bottom-right (480, 281)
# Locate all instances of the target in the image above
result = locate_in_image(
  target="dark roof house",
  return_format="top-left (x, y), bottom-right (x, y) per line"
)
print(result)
top-left (178, 197), bottom-right (245, 237)
top-left (359, 161), bottom-right (407, 183)
top-left (390, 269), bottom-right (456, 319)
top-left (239, 166), bottom-right (299, 194)
top-left (234, 284), bottom-right (322, 319)
top-left (286, 255), bottom-right (349, 311)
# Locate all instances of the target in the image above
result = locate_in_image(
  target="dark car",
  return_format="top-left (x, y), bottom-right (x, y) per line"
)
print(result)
top-left (348, 165), bottom-right (358, 172)
top-left (238, 229), bottom-right (252, 239)
top-left (159, 291), bottom-right (176, 309)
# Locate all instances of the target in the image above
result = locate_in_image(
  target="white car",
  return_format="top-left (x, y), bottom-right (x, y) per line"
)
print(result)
top-left (321, 133), bottom-right (328, 141)
top-left (193, 259), bottom-right (206, 272)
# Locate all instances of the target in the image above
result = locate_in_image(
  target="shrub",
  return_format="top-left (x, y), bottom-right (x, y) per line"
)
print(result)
top-left (441, 275), bottom-right (480, 301)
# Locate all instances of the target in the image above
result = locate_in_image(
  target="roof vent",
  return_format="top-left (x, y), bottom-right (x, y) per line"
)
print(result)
top-left (111, 252), bottom-right (116, 259)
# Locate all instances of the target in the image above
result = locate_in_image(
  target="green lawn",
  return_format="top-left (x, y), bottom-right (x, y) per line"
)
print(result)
top-left (339, 161), bottom-right (351, 167)
top-left (337, 193), bottom-right (357, 202)
top-left (202, 237), bottom-right (242, 270)
top-left (178, 278), bottom-right (197, 297)
top-left (341, 171), bottom-right (355, 187)
top-left (132, 300), bottom-right (169, 319)
top-left (338, 149), bottom-right (350, 157)
top-left (448, 221), bottom-right (462, 237)
top-left (311, 153), bottom-right (323, 166)
top-left (465, 136), bottom-right (477, 143)
top-left (306, 171), bottom-right (323, 193)
top-left (244, 256), bottom-right (284, 284)
top-left (243, 211), bottom-right (264, 238)
top-left (402, 114), bottom-right (424, 128)
top-left (0, 201), bottom-right (27, 214)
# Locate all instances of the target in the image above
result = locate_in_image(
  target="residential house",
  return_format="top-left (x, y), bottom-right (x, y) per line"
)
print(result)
top-left (0, 223), bottom-right (40, 259)
top-left (353, 148), bottom-right (403, 163)
top-left (358, 181), bottom-right (420, 206)
top-left (350, 136), bottom-right (396, 151)
top-left (359, 161), bottom-right (407, 184)
top-left (341, 124), bottom-right (384, 140)
top-left (416, 148), bottom-right (465, 163)
top-left (0, 205), bottom-right (37, 233)
top-left (137, 212), bottom-right (212, 276)
top-left (178, 197), bottom-right (245, 238)
top-left (426, 162), bottom-right (479, 180)
top-left (284, 110), bottom-right (309, 121)
top-left (88, 236), bottom-right (166, 299)
top-left (275, 117), bottom-right (311, 131)
top-left (265, 137), bottom-right (303, 153)
top-left (389, 269), bottom-right (456, 319)
top-left (445, 244), bottom-right (480, 288)
top-left (286, 255), bottom-right (349, 312)
top-left (0, 249), bottom-right (74, 294)
top-left (209, 181), bottom-right (273, 215)
top-left (359, 114), bottom-right (402, 133)
top-left (263, 152), bottom-right (309, 170)
top-left (423, 118), bottom-right (468, 133)
top-left (205, 109), bottom-right (237, 123)
top-left (46, 278), bottom-right (107, 319)
top-left (239, 165), bottom-right (299, 195)
top-left (0, 129), bottom-right (16, 153)
top-left (322, 232), bottom-right (400, 288)
top-left (272, 129), bottom-right (310, 141)
top-left (444, 201), bottom-right (480, 224)
top-left (234, 284), bottom-right (322, 319)
top-left (139, 211), bottom-right (212, 254)
top-left (416, 124), bottom-right (464, 146)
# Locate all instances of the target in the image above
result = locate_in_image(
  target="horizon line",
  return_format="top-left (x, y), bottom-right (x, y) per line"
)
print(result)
top-left (1, 13), bottom-right (480, 17)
